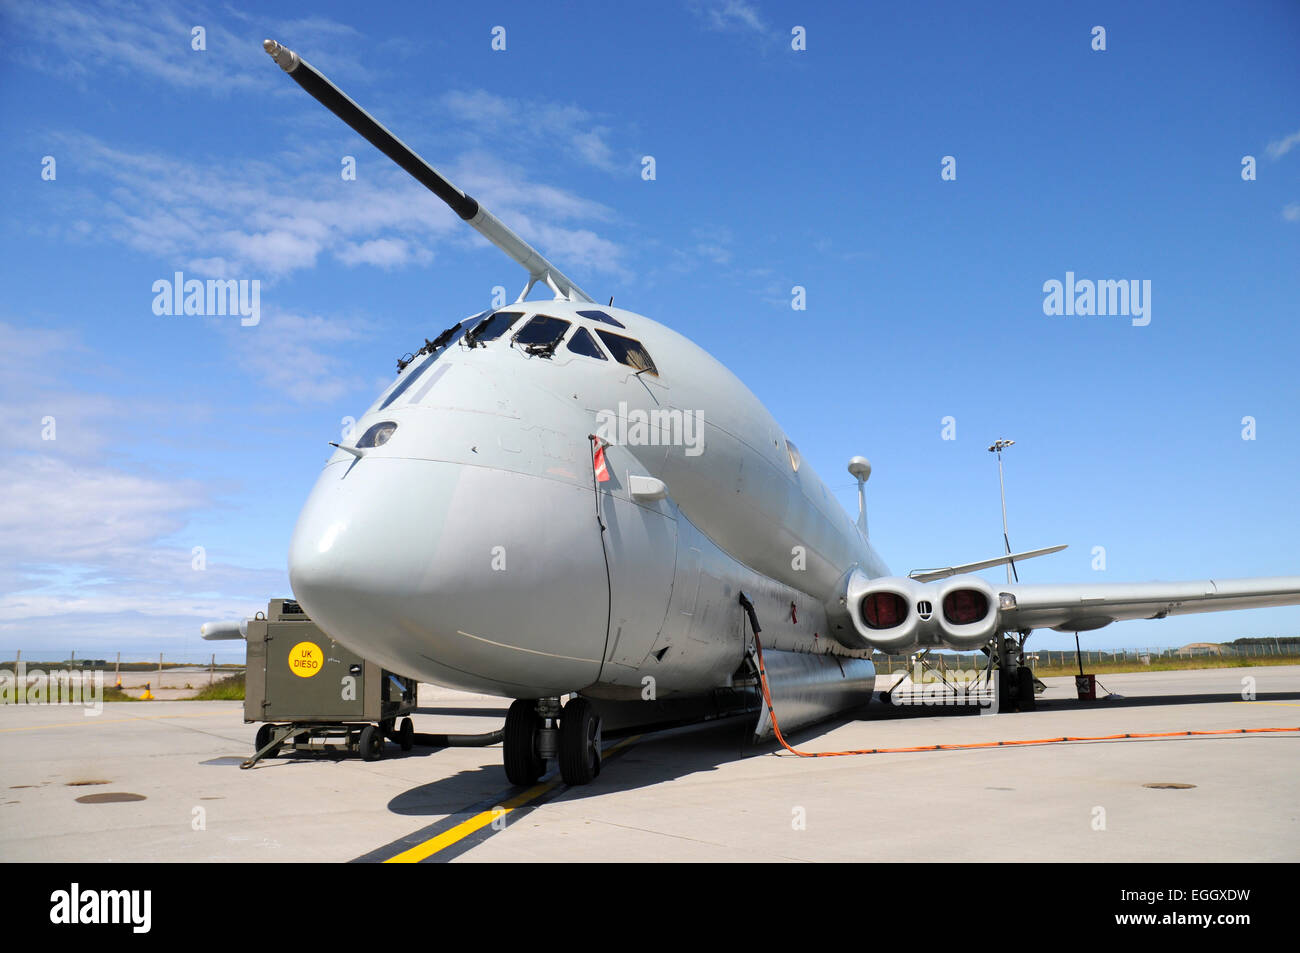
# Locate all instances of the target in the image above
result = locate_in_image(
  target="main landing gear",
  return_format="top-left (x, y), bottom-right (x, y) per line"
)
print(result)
top-left (503, 695), bottom-right (602, 787)
top-left (994, 630), bottom-right (1039, 713)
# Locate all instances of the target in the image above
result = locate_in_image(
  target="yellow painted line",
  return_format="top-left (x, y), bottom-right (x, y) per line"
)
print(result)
top-left (383, 780), bottom-right (559, 863)
top-left (0, 708), bottom-right (240, 733)
top-left (383, 735), bottom-right (643, 864)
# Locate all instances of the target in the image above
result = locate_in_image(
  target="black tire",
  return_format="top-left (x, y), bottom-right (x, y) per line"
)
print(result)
top-left (398, 717), bottom-right (414, 752)
top-left (254, 724), bottom-right (280, 757)
top-left (559, 696), bottom-right (601, 786)
top-left (359, 724), bottom-right (384, 761)
top-left (879, 691), bottom-right (893, 707)
top-left (998, 667), bottom-right (1015, 712)
top-left (1017, 667), bottom-right (1037, 712)
top-left (504, 700), bottom-right (545, 786)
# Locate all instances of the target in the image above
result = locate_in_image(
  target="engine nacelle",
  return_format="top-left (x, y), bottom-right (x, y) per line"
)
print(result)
top-left (933, 575), bottom-right (1000, 649)
top-left (844, 572), bottom-right (1000, 653)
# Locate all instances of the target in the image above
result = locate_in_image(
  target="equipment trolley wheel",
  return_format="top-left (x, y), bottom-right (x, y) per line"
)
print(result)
top-left (359, 723), bottom-right (384, 761)
top-left (254, 723), bottom-right (281, 757)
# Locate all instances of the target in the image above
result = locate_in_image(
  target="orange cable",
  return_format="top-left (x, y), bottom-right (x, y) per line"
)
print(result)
top-left (751, 633), bottom-right (1300, 758)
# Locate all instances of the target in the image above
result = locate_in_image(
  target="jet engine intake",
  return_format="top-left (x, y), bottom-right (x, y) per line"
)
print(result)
top-left (934, 575), bottom-right (999, 649)
top-left (843, 572), bottom-right (1000, 653)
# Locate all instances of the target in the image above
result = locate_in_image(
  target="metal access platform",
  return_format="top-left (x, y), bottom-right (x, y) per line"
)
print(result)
top-left (241, 598), bottom-right (418, 768)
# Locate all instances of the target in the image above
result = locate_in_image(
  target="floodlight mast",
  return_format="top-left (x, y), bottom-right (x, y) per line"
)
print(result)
top-left (987, 438), bottom-right (1016, 583)
top-left (262, 39), bottom-right (593, 305)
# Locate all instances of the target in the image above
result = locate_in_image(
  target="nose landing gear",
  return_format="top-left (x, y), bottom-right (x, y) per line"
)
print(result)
top-left (502, 695), bottom-right (603, 787)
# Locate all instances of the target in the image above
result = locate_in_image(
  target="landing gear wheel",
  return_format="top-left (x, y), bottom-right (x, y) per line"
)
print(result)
top-left (998, 667), bottom-right (1015, 712)
top-left (1017, 667), bottom-right (1037, 712)
top-left (254, 724), bottom-right (281, 757)
top-left (879, 691), bottom-right (893, 706)
top-left (398, 717), bottom-right (414, 752)
top-left (559, 696), bottom-right (602, 786)
top-left (504, 699), bottom-right (545, 786)
top-left (359, 724), bottom-right (384, 761)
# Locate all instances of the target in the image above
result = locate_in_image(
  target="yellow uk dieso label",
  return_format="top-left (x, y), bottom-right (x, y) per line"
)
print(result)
top-left (289, 641), bottom-right (323, 678)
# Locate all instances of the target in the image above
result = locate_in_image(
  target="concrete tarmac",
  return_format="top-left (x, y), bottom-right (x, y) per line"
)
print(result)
top-left (2, 666), bottom-right (1296, 862)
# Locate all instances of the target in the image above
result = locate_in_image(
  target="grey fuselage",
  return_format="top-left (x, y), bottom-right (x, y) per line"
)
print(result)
top-left (288, 302), bottom-right (890, 700)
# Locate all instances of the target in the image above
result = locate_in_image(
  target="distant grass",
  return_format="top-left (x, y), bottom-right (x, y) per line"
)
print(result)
top-left (188, 672), bottom-right (245, 701)
top-left (101, 685), bottom-right (138, 702)
top-left (1033, 656), bottom-right (1299, 677)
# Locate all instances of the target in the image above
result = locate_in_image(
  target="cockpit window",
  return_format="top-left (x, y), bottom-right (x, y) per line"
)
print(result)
top-left (513, 316), bottom-right (571, 357)
top-left (595, 329), bottom-right (658, 375)
top-left (465, 310), bottom-right (522, 347)
top-left (576, 309), bottom-right (626, 329)
top-left (785, 439), bottom-right (801, 472)
top-left (357, 421), bottom-right (398, 448)
top-left (566, 327), bottom-right (607, 360)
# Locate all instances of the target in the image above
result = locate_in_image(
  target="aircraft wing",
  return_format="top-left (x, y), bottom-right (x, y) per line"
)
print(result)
top-left (997, 576), bottom-right (1300, 633)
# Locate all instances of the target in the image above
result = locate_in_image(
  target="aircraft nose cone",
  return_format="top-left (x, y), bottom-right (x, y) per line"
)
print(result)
top-left (288, 457), bottom-right (609, 696)
top-left (288, 457), bottom-right (449, 664)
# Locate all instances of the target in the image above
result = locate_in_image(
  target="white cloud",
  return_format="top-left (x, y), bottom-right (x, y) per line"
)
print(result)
top-left (1265, 128), bottom-right (1300, 160)
top-left (440, 90), bottom-right (628, 174)
top-left (687, 0), bottom-right (771, 36)
top-left (224, 308), bottom-right (371, 403)
top-left (336, 237), bottom-right (433, 269)
top-left (8, 0), bottom-right (272, 93)
top-left (0, 325), bottom-right (286, 655)
top-left (0, 455), bottom-right (204, 567)
top-left (50, 134), bottom-right (628, 282)
top-left (10, 0), bottom-right (378, 97)
top-left (1283, 203), bottom-right (1300, 223)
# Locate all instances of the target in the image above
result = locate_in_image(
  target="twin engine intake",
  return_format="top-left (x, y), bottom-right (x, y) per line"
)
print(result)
top-left (843, 571), bottom-right (1002, 653)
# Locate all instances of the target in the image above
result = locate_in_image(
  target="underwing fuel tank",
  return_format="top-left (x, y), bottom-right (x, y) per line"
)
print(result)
top-left (753, 648), bottom-right (875, 741)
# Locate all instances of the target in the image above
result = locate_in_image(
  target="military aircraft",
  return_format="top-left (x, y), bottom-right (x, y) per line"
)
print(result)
top-left (207, 39), bottom-right (1300, 786)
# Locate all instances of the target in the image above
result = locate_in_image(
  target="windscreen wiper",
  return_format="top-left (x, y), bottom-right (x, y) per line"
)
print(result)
top-left (522, 339), bottom-right (561, 359)
top-left (395, 322), bottom-right (461, 372)
top-left (465, 314), bottom-right (497, 348)
top-left (425, 322), bottom-right (462, 354)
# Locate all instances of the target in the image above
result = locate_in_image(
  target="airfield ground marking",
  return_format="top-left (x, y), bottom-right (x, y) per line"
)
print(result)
top-left (0, 709), bottom-right (240, 733)
top-left (377, 734), bottom-right (643, 863)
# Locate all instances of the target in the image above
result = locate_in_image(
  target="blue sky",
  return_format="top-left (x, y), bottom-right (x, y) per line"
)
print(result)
top-left (1, 0), bottom-right (1297, 661)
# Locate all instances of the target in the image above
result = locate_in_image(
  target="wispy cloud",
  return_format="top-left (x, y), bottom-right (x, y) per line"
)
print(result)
top-left (0, 322), bottom-right (284, 652)
top-left (223, 308), bottom-right (371, 404)
top-left (1283, 203), bottom-right (1300, 223)
top-left (440, 89), bottom-right (631, 175)
top-left (686, 0), bottom-right (771, 37)
top-left (1265, 128), bottom-right (1300, 160)
top-left (43, 134), bottom-right (627, 281)
top-left (8, 0), bottom-right (378, 95)
top-left (8, 0), bottom-right (271, 93)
